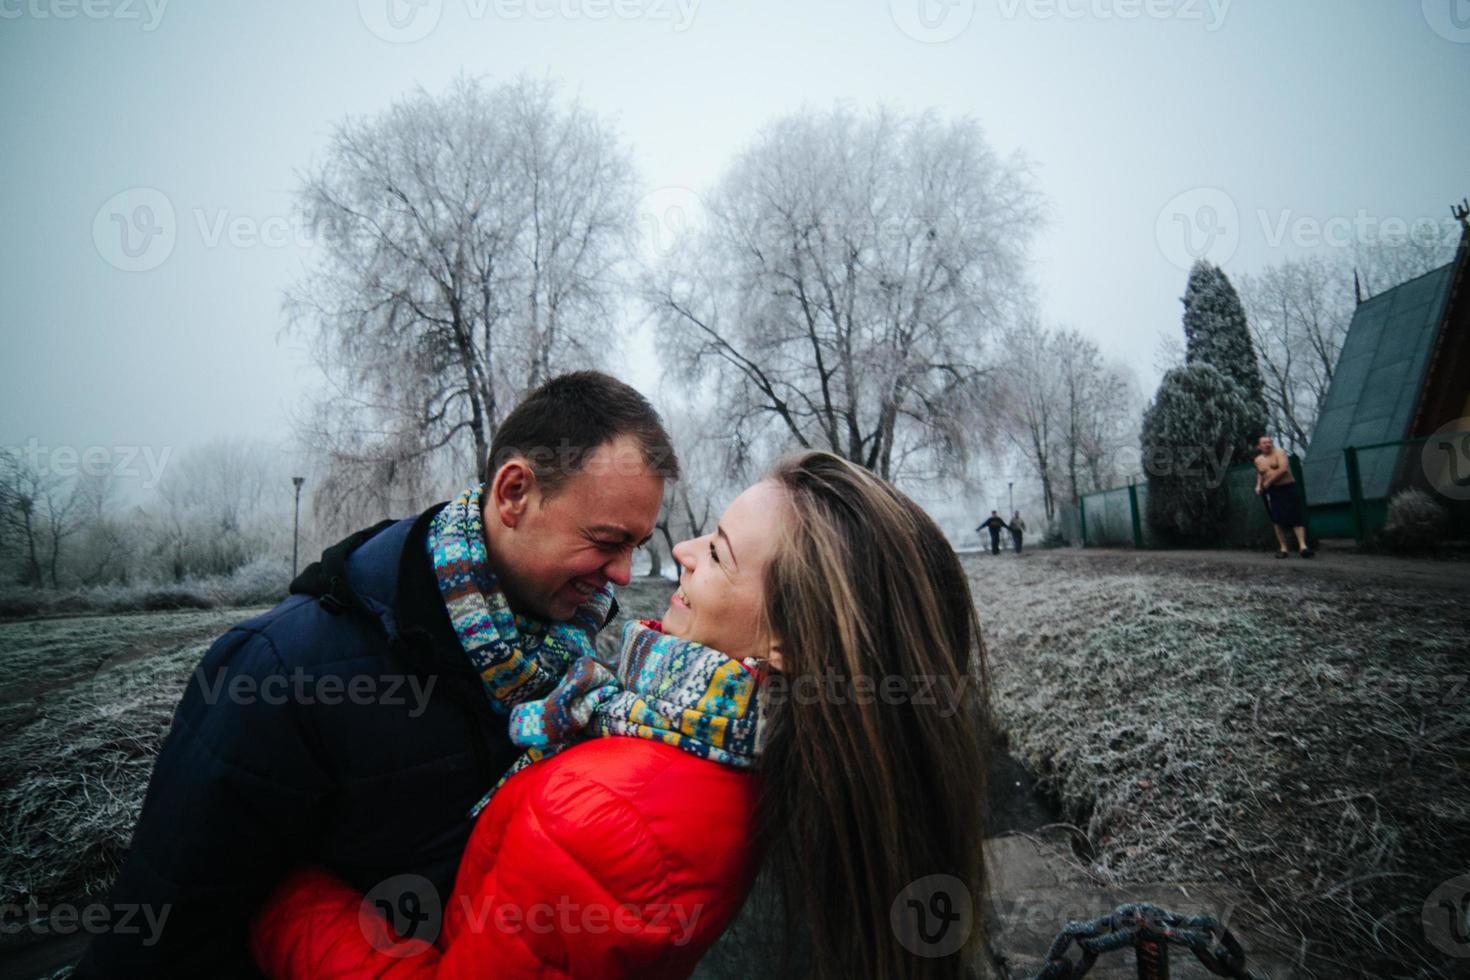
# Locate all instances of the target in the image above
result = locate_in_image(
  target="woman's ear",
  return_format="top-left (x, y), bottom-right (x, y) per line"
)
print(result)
top-left (765, 640), bottom-right (785, 674)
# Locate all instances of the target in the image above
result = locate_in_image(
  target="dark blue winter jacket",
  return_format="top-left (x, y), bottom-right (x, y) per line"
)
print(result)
top-left (75, 504), bottom-right (615, 978)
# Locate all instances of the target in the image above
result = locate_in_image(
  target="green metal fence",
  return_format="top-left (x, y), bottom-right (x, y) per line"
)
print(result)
top-left (1075, 454), bottom-right (1310, 551)
top-left (1078, 483), bottom-right (1142, 548)
top-left (1066, 436), bottom-right (1470, 549)
top-left (1319, 433), bottom-right (1470, 542)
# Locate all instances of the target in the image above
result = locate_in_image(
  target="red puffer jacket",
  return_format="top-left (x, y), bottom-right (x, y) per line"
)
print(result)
top-left (250, 736), bottom-right (758, 979)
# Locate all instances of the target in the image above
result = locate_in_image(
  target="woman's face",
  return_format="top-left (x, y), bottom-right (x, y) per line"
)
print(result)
top-left (663, 480), bottom-right (788, 666)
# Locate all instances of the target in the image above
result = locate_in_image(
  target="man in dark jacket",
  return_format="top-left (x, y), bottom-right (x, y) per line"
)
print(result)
top-left (75, 371), bottom-right (676, 978)
top-left (977, 510), bottom-right (1009, 556)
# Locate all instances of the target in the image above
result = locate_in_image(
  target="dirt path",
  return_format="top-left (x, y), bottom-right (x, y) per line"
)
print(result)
top-left (0, 607), bottom-right (264, 740)
top-left (963, 543), bottom-right (1470, 595)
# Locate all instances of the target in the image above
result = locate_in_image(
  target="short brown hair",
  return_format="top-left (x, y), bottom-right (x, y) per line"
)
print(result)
top-left (484, 371), bottom-right (679, 494)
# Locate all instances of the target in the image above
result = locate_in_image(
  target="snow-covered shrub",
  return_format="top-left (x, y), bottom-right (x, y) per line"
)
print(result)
top-left (0, 588), bottom-right (43, 618)
top-left (1378, 488), bottom-right (1448, 553)
top-left (136, 589), bottom-right (216, 611)
top-left (1139, 362), bottom-right (1258, 545)
top-left (0, 557), bottom-right (290, 620)
top-left (207, 555), bottom-right (291, 607)
top-left (1181, 259), bottom-right (1268, 434)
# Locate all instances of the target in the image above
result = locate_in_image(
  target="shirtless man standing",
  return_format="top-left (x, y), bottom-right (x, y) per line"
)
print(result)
top-left (1253, 435), bottom-right (1313, 558)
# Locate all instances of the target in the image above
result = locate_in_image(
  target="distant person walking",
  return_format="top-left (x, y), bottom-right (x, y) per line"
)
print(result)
top-left (1010, 511), bottom-right (1026, 553)
top-left (1253, 435), bottom-right (1313, 559)
top-left (977, 510), bottom-right (1009, 556)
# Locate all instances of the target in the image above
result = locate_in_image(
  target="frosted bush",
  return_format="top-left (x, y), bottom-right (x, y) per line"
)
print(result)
top-left (0, 557), bottom-right (290, 620)
top-left (1379, 488), bottom-right (1448, 553)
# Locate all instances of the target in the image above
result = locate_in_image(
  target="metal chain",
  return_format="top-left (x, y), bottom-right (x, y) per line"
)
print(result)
top-left (1030, 902), bottom-right (1268, 979)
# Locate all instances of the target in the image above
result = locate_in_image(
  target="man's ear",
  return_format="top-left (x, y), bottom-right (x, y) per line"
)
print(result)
top-left (487, 460), bottom-right (538, 529)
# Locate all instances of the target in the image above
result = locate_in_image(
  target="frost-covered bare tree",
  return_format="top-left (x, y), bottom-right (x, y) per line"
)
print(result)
top-left (1351, 224), bottom-right (1459, 300)
top-left (646, 105), bottom-right (1041, 482)
top-left (997, 319), bottom-right (1139, 520)
top-left (67, 473), bottom-right (138, 587)
top-left (290, 75), bottom-right (637, 532)
top-left (996, 316), bottom-right (1061, 520)
top-left (1153, 328), bottom-right (1186, 375)
top-left (0, 448), bottom-right (88, 588)
top-left (1066, 341), bottom-right (1139, 496)
top-left (645, 400), bottom-right (744, 577)
top-left (0, 450), bottom-right (48, 587)
top-left (1237, 256), bottom-right (1355, 454)
top-left (1204, 226), bottom-right (1456, 457)
top-left (151, 439), bottom-right (285, 581)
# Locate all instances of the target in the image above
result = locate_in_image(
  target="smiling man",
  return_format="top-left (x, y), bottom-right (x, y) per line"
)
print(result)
top-left (77, 371), bottom-right (676, 979)
top-left (481, 392), bottom-right (669, 622)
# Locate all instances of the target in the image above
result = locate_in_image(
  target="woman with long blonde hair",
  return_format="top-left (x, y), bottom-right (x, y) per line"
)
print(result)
top-left (251, 450), bottom-right (990, 979)
top-left (752, 450), bottom-right (991, 979)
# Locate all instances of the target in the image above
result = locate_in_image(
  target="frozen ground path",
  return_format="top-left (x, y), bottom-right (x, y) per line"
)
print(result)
top-left (960, 541), bottom-right (1470, 596)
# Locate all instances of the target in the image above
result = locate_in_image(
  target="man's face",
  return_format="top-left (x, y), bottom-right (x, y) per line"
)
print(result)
top-left (484, 435), bottom-right (664, 621)
top-left (1259, 437), bottom-right (1275, 454)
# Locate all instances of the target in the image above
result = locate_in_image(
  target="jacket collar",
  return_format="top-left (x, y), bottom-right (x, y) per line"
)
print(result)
top-left (390, 503), bottom-right (465, 671)
top-left (295, 500), bottom-right (620, 673)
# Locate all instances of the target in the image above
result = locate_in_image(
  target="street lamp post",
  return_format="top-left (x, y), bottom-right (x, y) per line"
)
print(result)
top-left (291, 476), bottom-right (305, 580)
top-left (1008, 481), bottom-right (1013, 514)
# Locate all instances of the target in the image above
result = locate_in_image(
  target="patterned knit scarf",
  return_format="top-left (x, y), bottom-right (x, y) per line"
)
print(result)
top-left (427, 483), bottom-right (615, 716)
top-left (469, 618), bottom-right (767, 817)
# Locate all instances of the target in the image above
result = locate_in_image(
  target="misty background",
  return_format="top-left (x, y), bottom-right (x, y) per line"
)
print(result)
top-left (2, 0), bottom-right (1467, 592)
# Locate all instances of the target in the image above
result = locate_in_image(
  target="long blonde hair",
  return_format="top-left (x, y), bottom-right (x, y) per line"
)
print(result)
top-left (755, 451), bottom-right (991, 979)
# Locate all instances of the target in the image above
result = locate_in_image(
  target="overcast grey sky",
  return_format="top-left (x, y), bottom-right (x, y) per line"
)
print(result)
top-left (3, 0), bottom-right (1467, 489)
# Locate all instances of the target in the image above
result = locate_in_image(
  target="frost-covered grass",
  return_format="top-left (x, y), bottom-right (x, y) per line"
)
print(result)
top-left (969, 550), bottom-right (1469, 979)
top-left (0, 556), bottom-right (290, 621)
top-left (0, 607), bottom-right (264, 946)
top-left (0, 607), bottom-right (259, 739)
top-left (6, 559), bottom-right (1464, 977)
